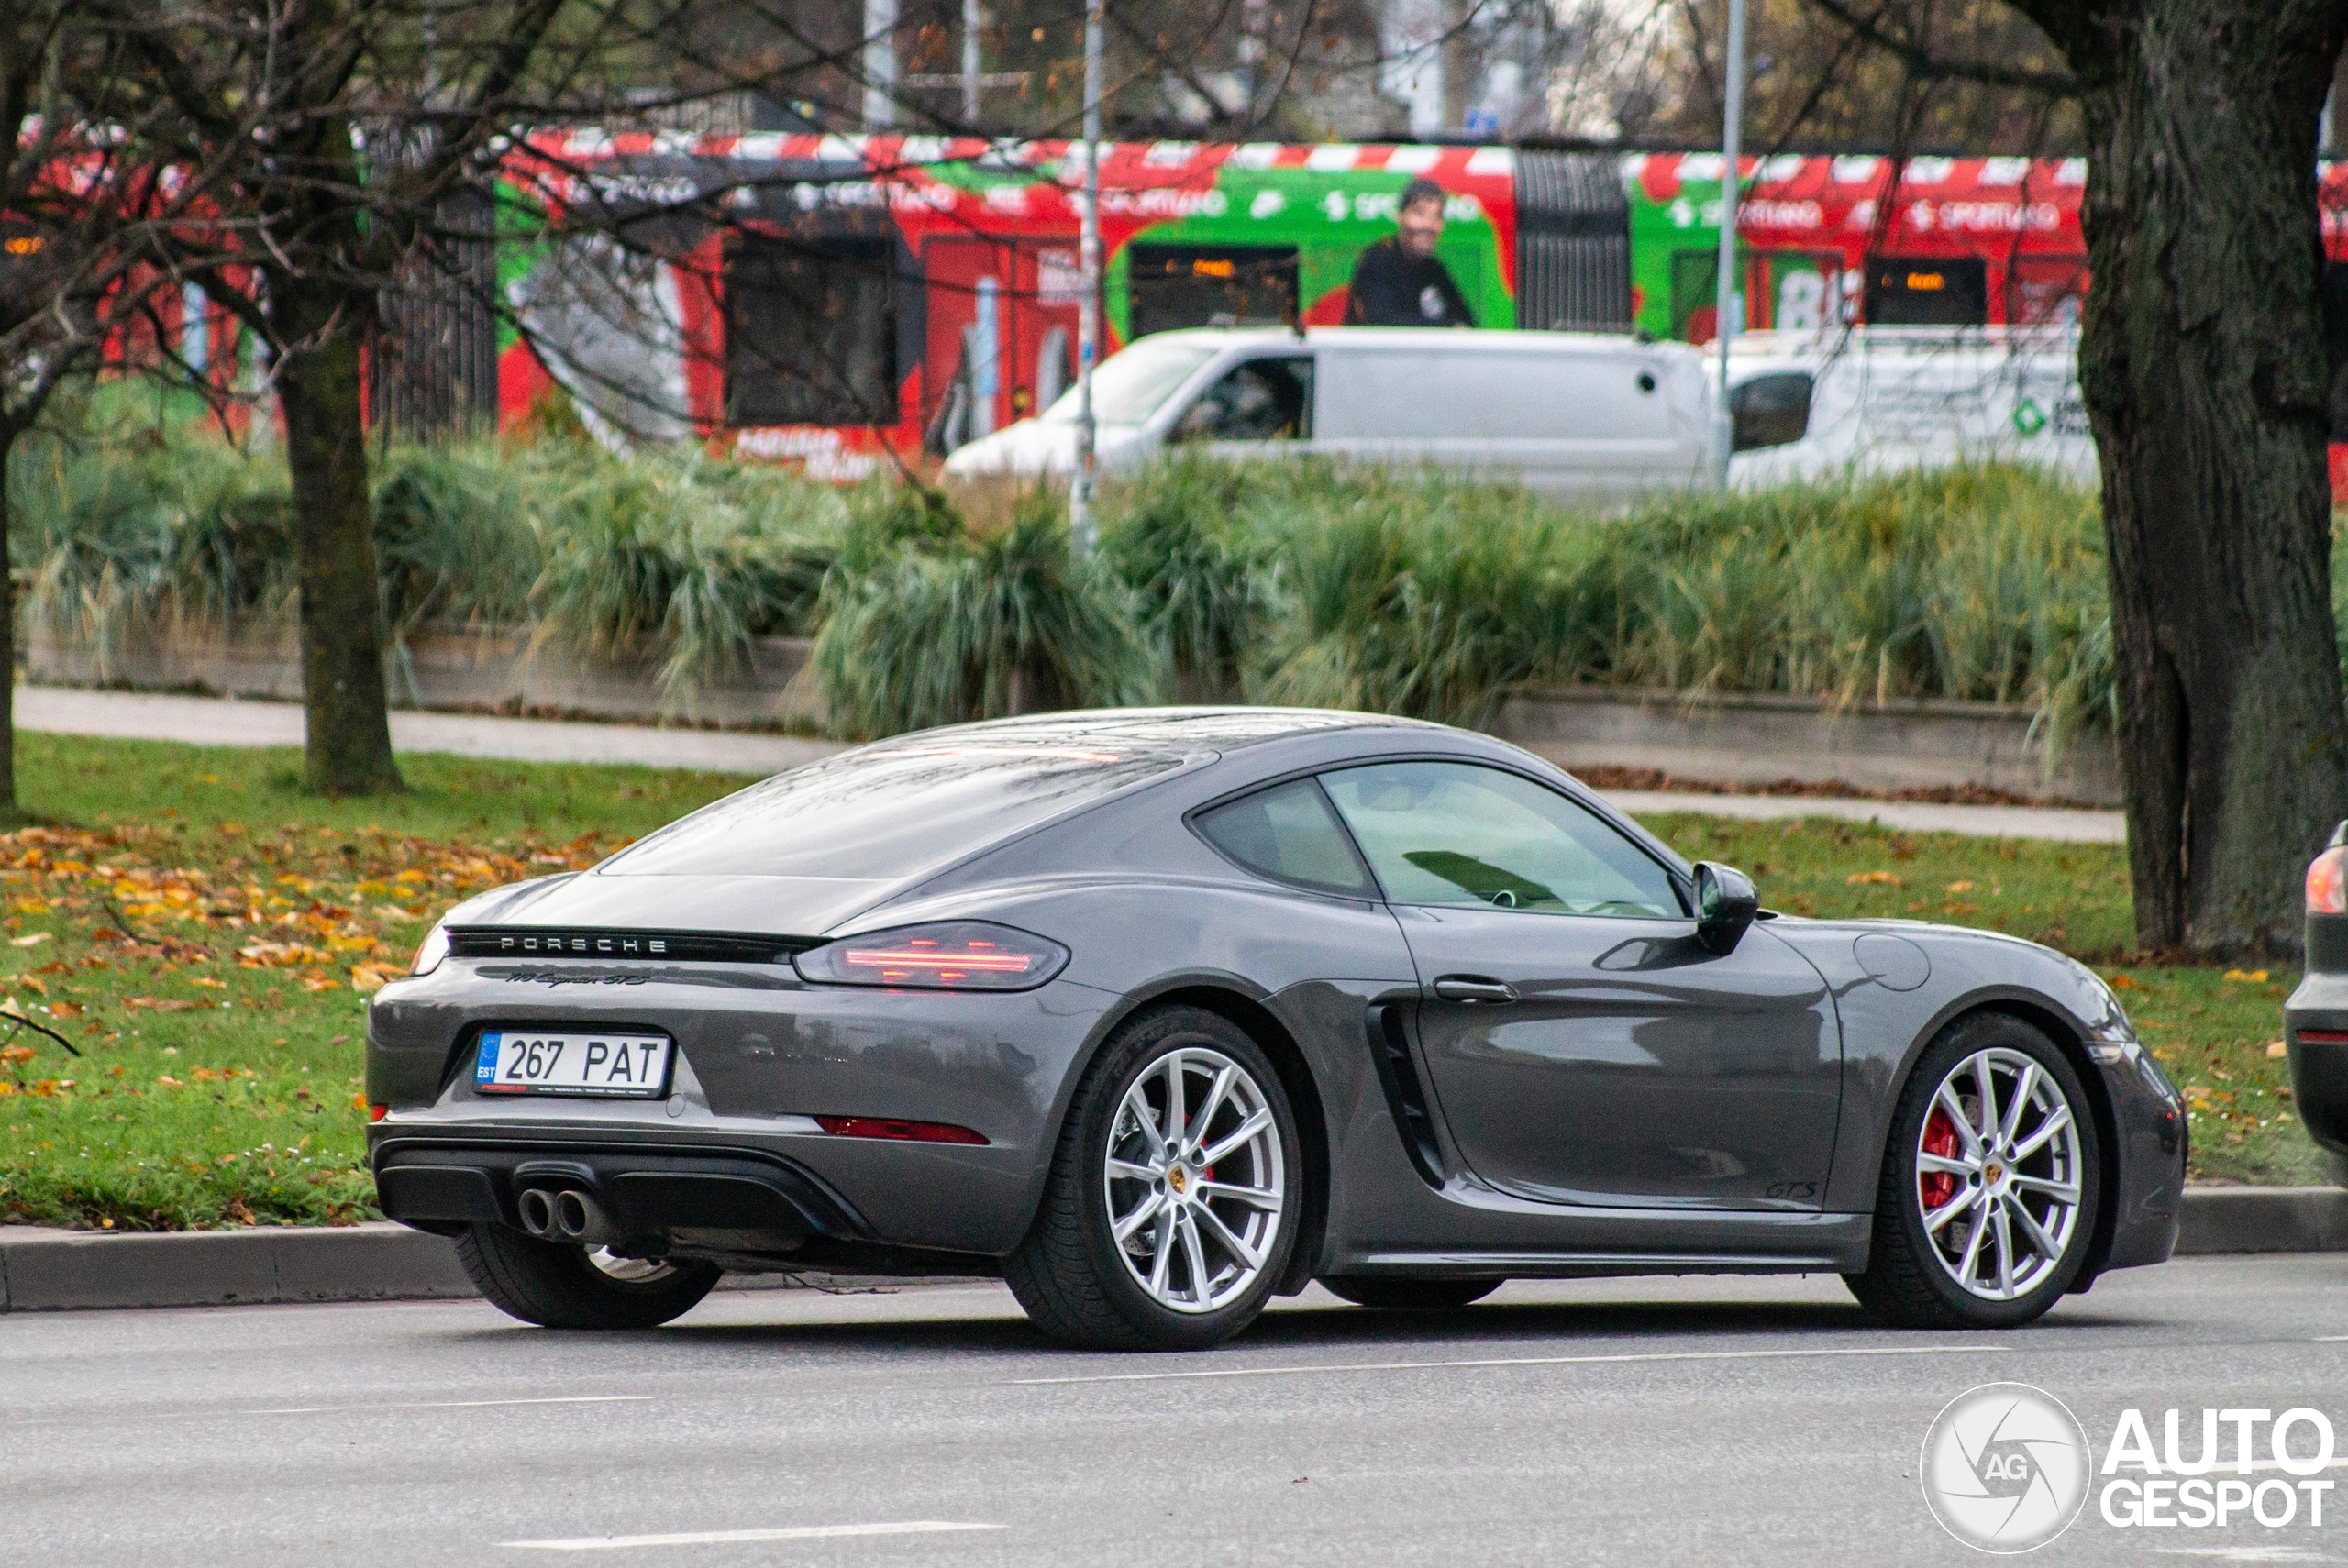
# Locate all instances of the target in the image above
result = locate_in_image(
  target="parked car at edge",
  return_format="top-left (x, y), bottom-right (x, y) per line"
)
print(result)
top-left (940, 327), bottom-right (1715, 502)
top-left (367, 709), bottom-right (2184, 1350)
top-left (2285, 825), bottom-right (2348, 1187)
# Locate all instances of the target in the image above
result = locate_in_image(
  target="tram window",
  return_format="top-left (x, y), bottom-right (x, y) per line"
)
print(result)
top-left (1127, 245), bottom-right (1300, 339)
top-left (1863, 257), bottom-right (1988, 326)
top-left (725, 235), bottom-right (898, 425)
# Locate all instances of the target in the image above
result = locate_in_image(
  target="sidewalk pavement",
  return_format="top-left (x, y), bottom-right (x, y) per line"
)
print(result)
top-left (19, 684), bottom-right (839, 776)
top-left (0, 1186), bottom-right (2331, 1312)
top-left (20, 686), bottom-right (2126, 843)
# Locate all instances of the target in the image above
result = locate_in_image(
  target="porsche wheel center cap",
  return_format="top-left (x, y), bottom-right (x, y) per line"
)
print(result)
top-left (1168, 1165), bottom-right (1190, 1197)
top-left (1985, 1161), bottom-right (2005, 1187)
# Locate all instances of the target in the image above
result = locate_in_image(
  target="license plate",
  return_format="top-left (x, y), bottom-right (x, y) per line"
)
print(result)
top-left (474, 1031), bottom-right (672, 1098)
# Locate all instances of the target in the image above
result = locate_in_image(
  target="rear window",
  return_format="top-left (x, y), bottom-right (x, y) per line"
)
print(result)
top-left (600, 742), bottom-right (1188, 880)
top-left (1193, 778), bottom-right (1374, 897)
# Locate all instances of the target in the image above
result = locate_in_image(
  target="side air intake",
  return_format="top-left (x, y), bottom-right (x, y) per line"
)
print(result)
top-left (1367, 1002), bottom-right (1446, 1187)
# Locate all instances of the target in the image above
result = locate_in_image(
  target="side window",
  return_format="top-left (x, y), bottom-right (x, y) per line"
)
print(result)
top-left (724, 235), bottom-right (900, 426)
top-left (1321, 762), bottom-right (1681, 919)
top-left (1194, 778), bottom-right (1374, 898)
top-left (1731, 371), bottom-right (1813, 452)
top-left (1170, 357), bottom-right (1314, 444)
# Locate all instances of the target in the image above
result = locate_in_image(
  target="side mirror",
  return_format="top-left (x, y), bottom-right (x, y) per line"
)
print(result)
top-left (1693, 862), bottom-right (1758, 955)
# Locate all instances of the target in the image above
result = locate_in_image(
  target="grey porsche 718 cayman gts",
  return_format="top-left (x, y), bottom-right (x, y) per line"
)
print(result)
top-left (367, 708), bottom-right (2185, 1350)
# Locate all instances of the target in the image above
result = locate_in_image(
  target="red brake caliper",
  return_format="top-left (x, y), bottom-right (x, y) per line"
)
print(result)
top-left (1919, 1107), bottom-right (1958, 1210)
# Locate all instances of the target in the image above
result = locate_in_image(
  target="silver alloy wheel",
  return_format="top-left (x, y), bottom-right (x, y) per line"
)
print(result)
top-left (586, 1248), bottom-right (676, 1284)
top-left (1914, 1046), bottom-right (2085, 1301)
top-left (1103, 1045), bottom-right (1287, 1315)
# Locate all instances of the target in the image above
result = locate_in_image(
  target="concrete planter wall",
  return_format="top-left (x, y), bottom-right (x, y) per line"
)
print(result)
top-left (25, 619), bottom-right (825, 731)
top-left (1490, 685), bottom-right (2119, 804)
top-left (25, 621), bottom-right (2118, 803)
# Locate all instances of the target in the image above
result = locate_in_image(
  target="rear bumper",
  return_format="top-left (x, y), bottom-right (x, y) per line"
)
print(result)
top-left (371, 1135), bottom-right (1002, 1275)
top-left (2284, 972), bottom-right (2348, 1175)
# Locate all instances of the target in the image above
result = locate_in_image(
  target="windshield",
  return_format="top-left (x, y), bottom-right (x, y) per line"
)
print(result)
top-left (598, 739), bottom-right (1189, 880)
top-left (1038, 338), bottom-right (1219, 425)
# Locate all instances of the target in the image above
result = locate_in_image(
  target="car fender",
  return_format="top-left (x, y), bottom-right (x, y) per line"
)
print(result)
top-left (1761, 922), bottom-right (2117, 1218)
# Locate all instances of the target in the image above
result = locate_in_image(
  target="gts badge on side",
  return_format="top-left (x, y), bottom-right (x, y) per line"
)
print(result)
top-left (495, 970), bottom-right (651, 988)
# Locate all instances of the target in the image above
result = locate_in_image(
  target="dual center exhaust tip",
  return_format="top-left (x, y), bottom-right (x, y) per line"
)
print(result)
top-left (516, 1185), bottom-right (616, 1247)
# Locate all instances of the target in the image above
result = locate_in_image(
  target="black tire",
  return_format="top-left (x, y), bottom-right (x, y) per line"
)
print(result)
top-left (1005, 1004), bottom-right (1305, 1351)
top-left (456, 1223), bottom-right (722, 1330)
top-left (1844, 1013), bottom-right (2101, 1330)
top-left (1322, 1276), bottom-right (1501, 1311)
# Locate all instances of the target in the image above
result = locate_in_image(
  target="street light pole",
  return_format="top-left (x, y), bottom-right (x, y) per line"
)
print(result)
top-left (864, 0), bottom-right (900, 130)
top-left (962, 0), bottom-right (982, 126)
top-left (1712, 0), bottom-right (1746, 489)
top-left (1070, 0), bottom-right (1104, 556)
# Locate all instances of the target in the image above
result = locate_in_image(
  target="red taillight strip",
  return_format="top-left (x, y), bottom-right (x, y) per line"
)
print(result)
top-left (814, 1115), bottom-right (989, 1145)
top-left (840, 946), bottom-right (1036, 973)
top-left (2299, 1030), bottom-right (2348, 1045)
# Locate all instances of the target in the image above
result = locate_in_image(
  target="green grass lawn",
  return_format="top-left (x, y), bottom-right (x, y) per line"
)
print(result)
top-left (0, 733), bottom-right (2319, 1231)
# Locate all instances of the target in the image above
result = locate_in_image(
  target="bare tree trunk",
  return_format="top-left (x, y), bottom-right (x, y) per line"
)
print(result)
top-left (271, 266), bottom-right (402, 797)
top-left (1441, 0), bottom-right (1474, 131)
top-left (2012, 0), bottom-right (2348, 955)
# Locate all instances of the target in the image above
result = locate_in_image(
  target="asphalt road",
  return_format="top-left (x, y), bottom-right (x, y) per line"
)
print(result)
top-left (7, 1257), bottom-right (2347, 1566)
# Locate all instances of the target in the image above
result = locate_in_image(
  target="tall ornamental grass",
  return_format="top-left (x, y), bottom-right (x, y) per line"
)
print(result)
top-left (814, 491), bottom-right (1155, 736)
top-left (17, 426), bottom-right (2246, 747)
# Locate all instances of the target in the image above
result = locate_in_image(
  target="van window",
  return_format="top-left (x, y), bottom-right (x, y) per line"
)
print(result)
top-left (1732, 372), bottom-right (1814, 451)
top-left (1171, 357), bottom-right (1314, 443)
top-left (1037, 337), bottom-right (1216, 425)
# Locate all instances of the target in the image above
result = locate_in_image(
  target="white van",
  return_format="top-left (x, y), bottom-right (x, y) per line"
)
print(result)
top-left (941, 326), bottom-right (1714, 502)
top-left (1720, 326), bottom-right (2094, 487)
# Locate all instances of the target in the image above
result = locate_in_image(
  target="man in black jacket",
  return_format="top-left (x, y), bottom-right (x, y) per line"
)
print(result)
top-left (1345, 178), bottom-right (1476, 327)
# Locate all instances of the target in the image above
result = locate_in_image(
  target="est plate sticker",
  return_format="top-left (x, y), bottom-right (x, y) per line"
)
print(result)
top-left (474, 1031), bottom-right (672, 1098)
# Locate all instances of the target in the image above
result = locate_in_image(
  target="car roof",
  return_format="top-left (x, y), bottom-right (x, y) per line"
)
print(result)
top-left (855, 706), bottom-right (1445, 756)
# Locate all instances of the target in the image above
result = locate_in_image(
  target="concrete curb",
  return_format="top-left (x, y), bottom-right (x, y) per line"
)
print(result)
top-left (2174, 1187), bottom-right (2348, 1256)
top-left (0, 1221), bottom-right (474, 1312)
top-left (3, 1187), bottom-right (2340, 1312)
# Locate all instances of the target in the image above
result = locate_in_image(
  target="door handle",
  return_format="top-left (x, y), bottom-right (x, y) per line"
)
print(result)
top-left (1434, 976), bottom-right (1518, 1004)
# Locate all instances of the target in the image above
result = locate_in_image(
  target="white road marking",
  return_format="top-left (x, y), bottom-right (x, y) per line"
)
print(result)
top-left (2152, 1550), bottom-right (2332, 1562)
top-left (1009, 1342), bottom-right (2012, 1386)
top-left (504, 1522), bottom-right (1002, 1551)
top-left (249, 1396), bottom-right (651, 1416)
top-left (2310, 1334), bottom-right (2348, 1342)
